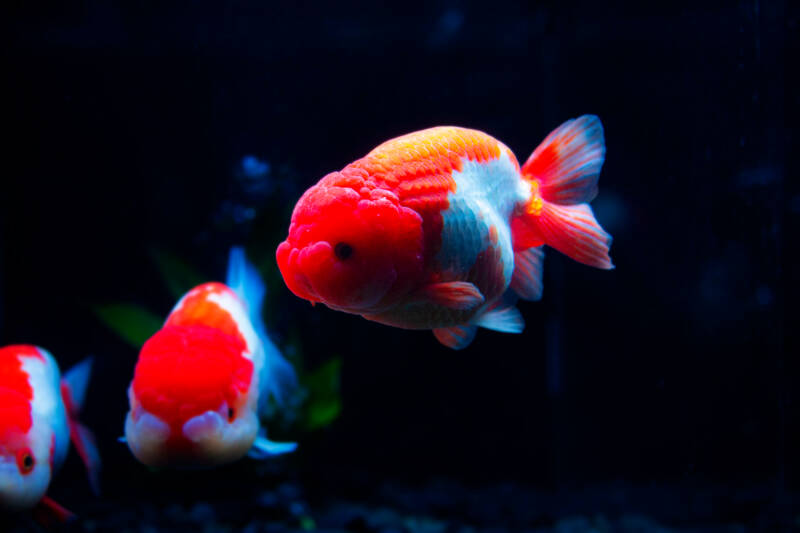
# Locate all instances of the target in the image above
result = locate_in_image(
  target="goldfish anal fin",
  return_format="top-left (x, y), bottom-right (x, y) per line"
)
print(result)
top-left (475, 305), bottom-right (525, 333)
top-left (416, 281), bottom-right (484, 310)
top-left (433, 324), bottom-right (477, 350)
top-left (511, 247), bottom-right (545, 301)
top-left (522, 115), bottom-right (605, 205)
top-left (32, 496), bottom-right (76, 527)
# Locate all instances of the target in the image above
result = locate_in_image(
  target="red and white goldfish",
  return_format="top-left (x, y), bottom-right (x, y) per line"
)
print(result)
top-left (277, 116), bottom-right (613, 349)
top-left (124, 247), bottom-right (298, 468)
top-left (0, 346), bottom-right (99, 521)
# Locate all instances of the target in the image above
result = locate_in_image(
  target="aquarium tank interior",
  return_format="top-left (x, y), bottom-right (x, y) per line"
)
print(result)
top-left (1, 1), bottom-right (794, 532)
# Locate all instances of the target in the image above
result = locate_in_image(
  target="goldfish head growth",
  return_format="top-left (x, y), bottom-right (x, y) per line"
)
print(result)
top-left (276, 169), bottom-right (426, 314)
top-left (0, 347), bottom-right (58, 510)
top-left (125, 321), bottom-right (259, 468)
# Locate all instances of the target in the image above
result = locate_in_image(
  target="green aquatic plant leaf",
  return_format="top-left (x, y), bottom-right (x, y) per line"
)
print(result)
top-left (301, 357), bottom-right (342, 431)
top-left (92, 303), bottom-right (162, 347)
top-left (149, 247), bottom-right (206, 300)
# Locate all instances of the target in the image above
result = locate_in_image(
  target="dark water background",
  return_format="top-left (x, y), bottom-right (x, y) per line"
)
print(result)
top-left (1, 1), bottom-right (794, 531)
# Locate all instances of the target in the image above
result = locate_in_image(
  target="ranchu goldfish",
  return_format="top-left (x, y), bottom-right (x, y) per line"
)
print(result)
top-left (277, 116), bottom-right (613, 349)
top-left (124, 247), bottom-right (297, 468)
top-left (0, 346), bottom-right (99, 521)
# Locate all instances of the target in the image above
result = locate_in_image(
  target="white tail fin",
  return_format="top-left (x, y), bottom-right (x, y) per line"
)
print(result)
top-left (226, 246), bottom-right (299, 409)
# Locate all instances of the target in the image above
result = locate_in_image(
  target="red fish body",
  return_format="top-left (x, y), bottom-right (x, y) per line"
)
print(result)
top-left (0, 345), bottom-right (98, 519)
top-left (277, 116), bottom-right (613, 349)
top-left (124, 247), bottom-right (297, 468)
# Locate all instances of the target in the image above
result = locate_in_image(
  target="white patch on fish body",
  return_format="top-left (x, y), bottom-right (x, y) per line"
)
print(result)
top-left (206, 290), bottom-right (267, 414)
top-left (206, 290), bottom-right (261, 363)
top-left (124, 402), bottom-right (171, 467)
top-left (435, 150), bottom-right (528, 290)
top-left (181, 407), bottom-right (258, 465)
top-left (21, 350), bottom-right (69, 472)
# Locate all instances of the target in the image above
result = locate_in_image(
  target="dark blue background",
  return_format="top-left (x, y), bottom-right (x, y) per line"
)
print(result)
top-left (1, 1), bottom-right (793, 530)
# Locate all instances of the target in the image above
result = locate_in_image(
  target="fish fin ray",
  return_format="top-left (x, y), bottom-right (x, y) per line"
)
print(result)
top-left (538, 202), bottom-right (614, 269)
top-left (522, 115), bottom-right (605, 205)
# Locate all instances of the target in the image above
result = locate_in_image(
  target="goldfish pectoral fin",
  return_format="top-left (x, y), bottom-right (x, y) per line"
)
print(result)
top-left (416, 282), bottom-right (484, 310)
top-left (249, 433), bottom-right (298, 459)
top-left (69, 421), bottom-right (102, 495)
top-left (433, 325), bottom-right (477, 350)
top-left (475, 305), bottom-right (525, 333)
top-left (511, 247), bottom-right (545, 301)
top-left (32, 496), bottom-right (76, 527)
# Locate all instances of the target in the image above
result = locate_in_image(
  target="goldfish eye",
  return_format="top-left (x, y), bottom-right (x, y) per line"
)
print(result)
top-left (227, 407), bottom-right (235, 421)
top-left (334, 242), bottom-right (354, 260)
top-left (16, 448), bottom-right (34, 474)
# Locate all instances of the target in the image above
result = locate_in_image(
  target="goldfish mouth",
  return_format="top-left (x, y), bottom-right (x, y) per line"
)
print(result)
top-left (276, 239), bottom-right (395, 312)
top-left (124, 392), bottom-right (259, 468)
top-left (276, 240), bottom-right (325, 304)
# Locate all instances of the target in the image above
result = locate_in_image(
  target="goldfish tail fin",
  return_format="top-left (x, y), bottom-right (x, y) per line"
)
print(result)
top-left (521, 114), bottom-right (605, 204)
top-left (537, 202), bottom-right (614, 269)
top-left (61, 357), bottom-right (92, 414)
top-left (227, 245), bottom-right (266, 323)
top-left (226, 246), bottom-right (299, 408)
top-left (61, 358), bottom-right (101, 495)
top-left (512, 115), bottom-right (613, 269)
top-left (70, 422), bottom-right (102, 495)
top-left (511, 246), bottom-right (545, 301)
top-left (248, 429), bottom-right (297, 459)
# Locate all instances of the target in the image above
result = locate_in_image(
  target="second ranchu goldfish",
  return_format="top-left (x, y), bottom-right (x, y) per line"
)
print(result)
top-left (0, 346), bottom-right (99, 522)
top-left (277, 116), bottom-right (613, 349)
top-left (124, 247), bottom-right (298, 468)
